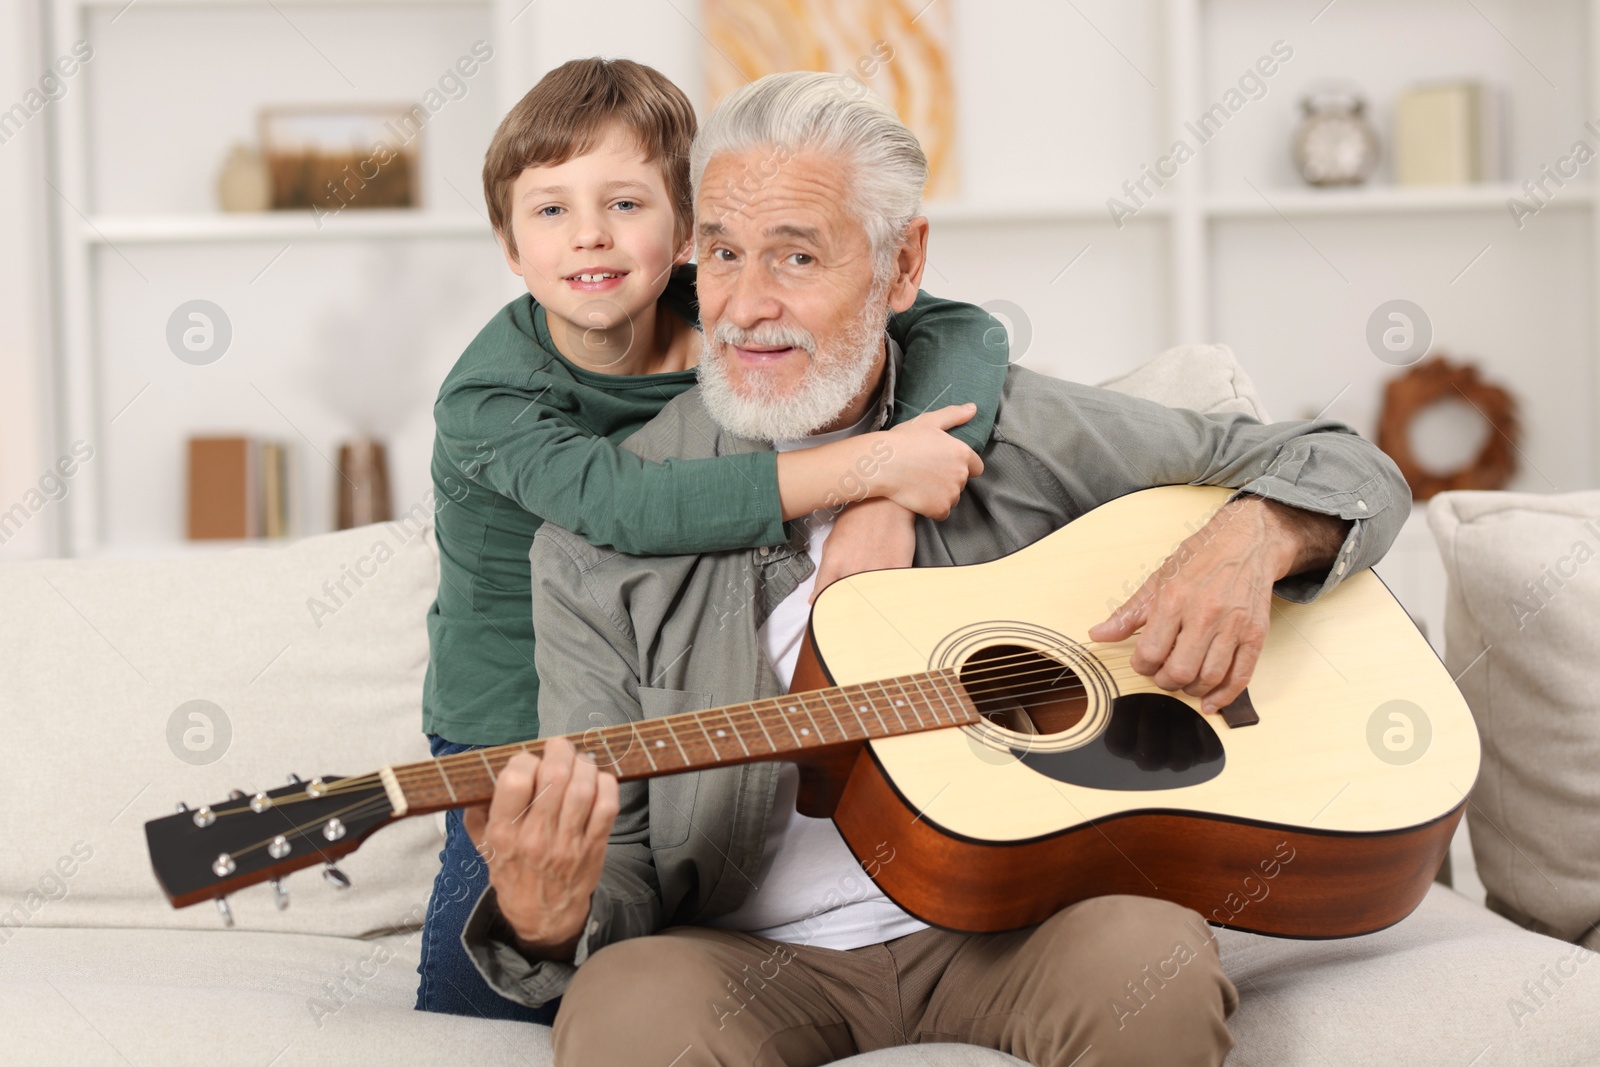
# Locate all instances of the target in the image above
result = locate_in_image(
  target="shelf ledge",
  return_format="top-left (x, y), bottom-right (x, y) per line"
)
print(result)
top-left (1206, 183), bottom-right (1595, 218)
top-left (80, 211), bottom-right (493, 245)
top-left (922, 200), bottom-right (1169, 224)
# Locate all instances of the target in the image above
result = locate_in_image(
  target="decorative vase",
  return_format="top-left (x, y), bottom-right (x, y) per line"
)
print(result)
top-left (336, 437), bottom-right (392, 529)
top-left (217, 144), bottom-right (273, 213)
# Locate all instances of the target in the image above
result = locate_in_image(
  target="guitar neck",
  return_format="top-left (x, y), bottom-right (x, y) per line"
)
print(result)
top-left (386, 668), bottom-right (980, 816)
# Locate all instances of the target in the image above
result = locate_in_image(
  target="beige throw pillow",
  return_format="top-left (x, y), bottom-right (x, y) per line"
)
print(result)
top-left (1428, 490), bottom-right (1600, 950)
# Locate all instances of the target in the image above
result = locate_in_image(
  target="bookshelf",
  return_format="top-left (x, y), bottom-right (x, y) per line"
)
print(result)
top-left (40, 0), bottom-right (1600, 590)
top-left (45, 0), bottom-right (521, 555)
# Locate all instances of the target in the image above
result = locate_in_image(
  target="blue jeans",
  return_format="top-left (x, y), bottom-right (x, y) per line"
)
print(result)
top-left (414, 735), bottom-right (560, 1024)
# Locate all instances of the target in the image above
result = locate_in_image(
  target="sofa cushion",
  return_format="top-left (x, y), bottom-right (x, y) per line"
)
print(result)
top-left (0, 517), bottom-right (445, 939)
top-left (0, 925), bottom-right (555, 1067)
top-left (4, 886), bottom-right (1593, 1066)
top-left (1428, 490), bottom-right (1600, 951)
top-left (0, 924), bottom-right (1029, 1067)
top-left (1097, 343), bottom-right (1271, 422)
top-left (1221, 884), bottom-right (1600, 1064)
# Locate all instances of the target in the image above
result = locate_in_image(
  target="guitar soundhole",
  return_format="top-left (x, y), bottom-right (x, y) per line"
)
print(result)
top-left (960, 644), bottom-right (1087, 737)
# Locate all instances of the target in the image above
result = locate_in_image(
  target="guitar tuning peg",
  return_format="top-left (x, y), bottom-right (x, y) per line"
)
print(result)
top-left (175, 801), bottom-right (190, 813)
top-left (216, 897), bottom-right (235, 928)
top-left (228, 789), bottom-right (246, 801)
top-left (271, 878), bottom-right (290, 912)
top-left (287, 773), bottom-right (304, 785)
top-left (322, 862), bottom-right (351, 891)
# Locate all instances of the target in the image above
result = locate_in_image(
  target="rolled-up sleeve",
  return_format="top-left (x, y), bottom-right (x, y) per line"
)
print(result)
top-left (993, 369), bottom-right (1411, 603)
top-left (461, 884), bottom-right (579, 1007)
top-left (1222, 428), bottom-right (1405, 602)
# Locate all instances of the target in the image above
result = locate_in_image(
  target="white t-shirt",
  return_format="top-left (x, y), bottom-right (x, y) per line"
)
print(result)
top-left (704, 408), bottom-right (930, 950)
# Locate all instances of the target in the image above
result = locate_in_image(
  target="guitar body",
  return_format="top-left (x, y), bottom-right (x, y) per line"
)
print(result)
top-left (801, 485), bottom-right (1479, 938)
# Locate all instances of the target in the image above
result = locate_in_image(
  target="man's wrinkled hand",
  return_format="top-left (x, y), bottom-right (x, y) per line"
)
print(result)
top-left (463, 736), bottom-right (619, 959)
top-left (1087, 496), bottom-right (1296, 715)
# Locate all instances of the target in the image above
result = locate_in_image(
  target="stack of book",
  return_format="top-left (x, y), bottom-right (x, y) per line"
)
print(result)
top-left (186, 436), bottom-right (290, 540)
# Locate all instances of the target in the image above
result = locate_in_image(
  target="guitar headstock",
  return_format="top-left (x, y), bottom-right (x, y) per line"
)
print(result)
top-left (145, 772), bottom-right (396, 917)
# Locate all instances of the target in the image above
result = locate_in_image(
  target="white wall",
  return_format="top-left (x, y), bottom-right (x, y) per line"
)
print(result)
top-left (24, 0), bottom-right (1600, 554)
top-left (522, 0), bottom-right (704, 97)
top-left (930, 0), bottom-right (1175, 384)
top-left (0, 0), bottom-right (53, 560)
top-left (517, 0), bottom-right (1181, 383)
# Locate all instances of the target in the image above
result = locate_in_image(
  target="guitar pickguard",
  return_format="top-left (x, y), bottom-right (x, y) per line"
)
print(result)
top-left (1010, 692), bottom-right (1225, 791)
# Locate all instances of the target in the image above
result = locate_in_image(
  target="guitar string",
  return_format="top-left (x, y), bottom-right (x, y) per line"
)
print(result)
top-left (226, 639), bottom-right (1216, 812)
top-left (240, 653), bottom-right (1127, 809)
top-left (253, 668), bottom-right (1197, 816)
top-left (197, 792), bottom-right (404, 871)
top-left (183, 658), bottom-right (1110, 878)
top-left (196, 642), bottom-right (1226, 821)
top-left (185, 649), bottom-right (1212, 885)
top-left (184, 655), bottom-right (1102, 869)
top-left (387, 640), bottom-right (1201, 786)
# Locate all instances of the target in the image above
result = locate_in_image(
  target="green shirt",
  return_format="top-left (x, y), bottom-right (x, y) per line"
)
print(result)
top-left (422, 266), bottom-right (1007, 745)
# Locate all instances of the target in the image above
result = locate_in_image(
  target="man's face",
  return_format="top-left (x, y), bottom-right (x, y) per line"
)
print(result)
top-left (694, 148), bottom-right (896, 439)
top-left (499, 124), bottom-right (689, 347)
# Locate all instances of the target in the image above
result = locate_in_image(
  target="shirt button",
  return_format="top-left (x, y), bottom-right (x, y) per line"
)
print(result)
top-left (1356, 500), bottom-right (1368, 511)
top-left (587, 920), bottom-right (599, 936)
top-left (758, 546), bottom-right (771, 557)
top-left (1335, 561), bottom-right (1347, 576)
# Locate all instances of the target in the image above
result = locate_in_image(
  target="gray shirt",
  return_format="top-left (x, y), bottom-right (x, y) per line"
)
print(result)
top-left (462, 340), bottom-right (1409, 1008)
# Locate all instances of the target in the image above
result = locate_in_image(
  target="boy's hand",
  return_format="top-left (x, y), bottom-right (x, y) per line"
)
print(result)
top-left (810, 497), bottom-right (917, 603)
top-left (876, 405), bottom-right (984, 520)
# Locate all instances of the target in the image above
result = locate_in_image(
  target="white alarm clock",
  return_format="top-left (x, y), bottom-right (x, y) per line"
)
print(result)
top-left (1293, 91), bottom-right (1379, 187)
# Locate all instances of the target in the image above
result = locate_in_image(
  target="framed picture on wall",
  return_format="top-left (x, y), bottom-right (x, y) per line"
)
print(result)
top-left (702, 0), bottom-right (959, 199)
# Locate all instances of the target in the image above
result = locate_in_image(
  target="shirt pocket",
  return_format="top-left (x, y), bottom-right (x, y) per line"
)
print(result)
top-left (636, 686), bottom-right (713, 849)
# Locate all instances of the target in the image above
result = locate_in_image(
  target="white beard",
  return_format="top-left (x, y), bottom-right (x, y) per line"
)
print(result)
top-left (698, 285), bottom-right (890, 443)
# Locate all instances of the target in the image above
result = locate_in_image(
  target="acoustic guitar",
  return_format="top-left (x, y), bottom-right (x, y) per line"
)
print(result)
top-left (145, 485), bottom-right (1480, 938)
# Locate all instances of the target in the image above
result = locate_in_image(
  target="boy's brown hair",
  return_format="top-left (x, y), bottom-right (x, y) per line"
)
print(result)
top-left (483, 58), bottom-right (697, 258)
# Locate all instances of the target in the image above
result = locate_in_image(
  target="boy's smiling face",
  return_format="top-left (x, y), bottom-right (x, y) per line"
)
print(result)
top-left (498, 124), bottom-right (691, 349)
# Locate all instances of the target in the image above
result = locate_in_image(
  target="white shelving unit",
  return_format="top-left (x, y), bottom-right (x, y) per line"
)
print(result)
top-left (45, 0), bottom-right (523, 555)
top-left (43, 0), bottom-right (1600, 575)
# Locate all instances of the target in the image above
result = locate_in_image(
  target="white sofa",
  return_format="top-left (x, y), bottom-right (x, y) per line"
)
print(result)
top-left (2, 347), bottom-right (1597, 1066)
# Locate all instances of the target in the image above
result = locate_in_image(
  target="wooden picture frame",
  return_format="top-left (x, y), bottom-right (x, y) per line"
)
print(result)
top-left (257, 103), bottom-right (421, 213)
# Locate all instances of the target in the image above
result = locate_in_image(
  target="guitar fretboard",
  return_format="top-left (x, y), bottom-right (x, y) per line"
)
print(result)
top-left (390, 669), bottom-right (979, 813)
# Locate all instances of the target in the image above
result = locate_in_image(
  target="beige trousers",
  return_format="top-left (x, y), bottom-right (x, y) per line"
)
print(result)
top-left (552, 894), bottom-right (1238, 1067)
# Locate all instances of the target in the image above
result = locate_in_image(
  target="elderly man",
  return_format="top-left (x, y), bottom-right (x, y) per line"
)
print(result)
top-left (460, 72), bottom-right (1408, 1066)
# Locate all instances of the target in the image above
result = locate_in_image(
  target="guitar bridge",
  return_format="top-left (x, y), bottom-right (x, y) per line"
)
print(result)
top-left (1219, 689), bottom-right (1259, 729)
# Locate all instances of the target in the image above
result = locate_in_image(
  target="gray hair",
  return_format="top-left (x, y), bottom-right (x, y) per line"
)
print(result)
top-left (691, 71), bottom-right (927, 277)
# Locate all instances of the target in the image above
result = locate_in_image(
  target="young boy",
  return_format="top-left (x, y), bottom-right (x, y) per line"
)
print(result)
top-left (415, 58), bottom-right (1008, 1024)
